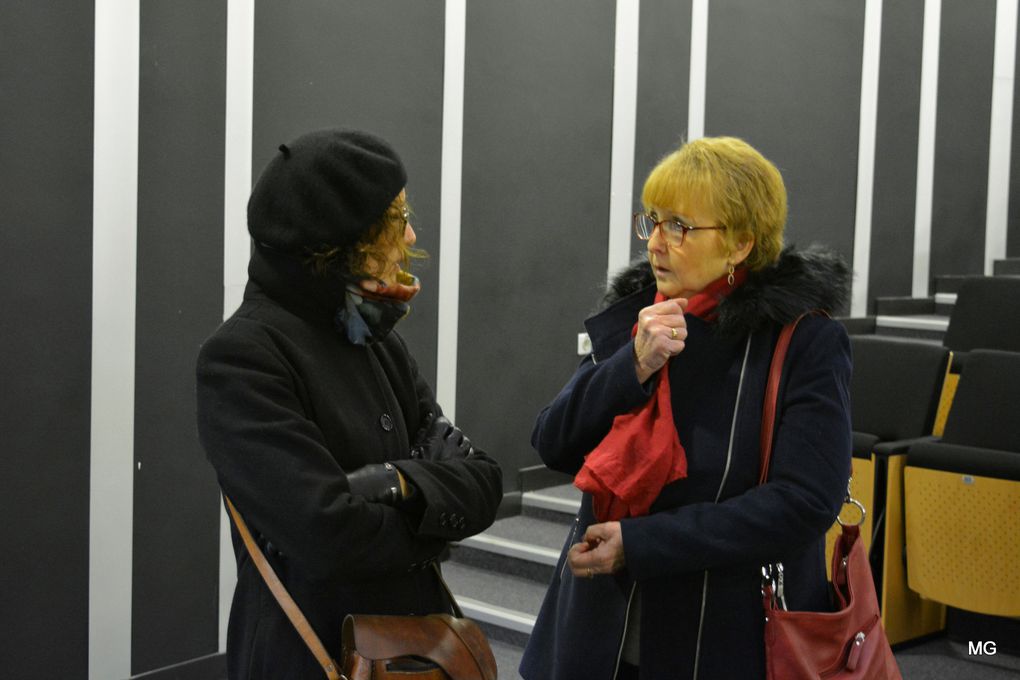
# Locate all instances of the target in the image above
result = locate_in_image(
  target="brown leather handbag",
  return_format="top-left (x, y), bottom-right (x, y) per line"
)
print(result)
top-left (758, 316), bottom-right (902, 679)
top-left (225, 496), bottom-right (497, 680)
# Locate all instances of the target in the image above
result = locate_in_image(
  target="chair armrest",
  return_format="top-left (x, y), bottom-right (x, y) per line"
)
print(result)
top-left (872, 435), bottom-right (941, 458)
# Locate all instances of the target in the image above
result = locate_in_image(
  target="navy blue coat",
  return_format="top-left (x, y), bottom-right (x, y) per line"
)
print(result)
top-left (521, 249), bottom-right (852, 680)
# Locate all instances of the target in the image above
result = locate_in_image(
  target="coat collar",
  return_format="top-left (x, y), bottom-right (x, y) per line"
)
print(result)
top-left (595, 245), bottom-right (850, 339)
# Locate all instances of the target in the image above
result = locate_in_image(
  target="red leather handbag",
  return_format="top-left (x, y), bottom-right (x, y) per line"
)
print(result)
top-left (759, 316), bottom-right (902, 679)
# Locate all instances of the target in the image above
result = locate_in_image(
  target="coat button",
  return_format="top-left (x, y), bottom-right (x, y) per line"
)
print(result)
top-left (439, 513), bottom-right (448, 527)
top-left (380, 414), bottom-right (394, 431)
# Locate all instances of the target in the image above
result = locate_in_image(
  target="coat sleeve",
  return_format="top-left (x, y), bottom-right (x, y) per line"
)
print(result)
top-left (389, 338), bottom-right (504, 541)
top-left (531, 339), bottom-right (656, 475)
top-left (621, 318), bottom-right (852, 580)
top-left (196, 322), bottom-right (447, 583)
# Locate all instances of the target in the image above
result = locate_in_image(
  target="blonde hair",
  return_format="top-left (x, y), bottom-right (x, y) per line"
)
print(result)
top-left (641, 136), bottom-right (786, 270)
top-left (307, 193), bottom-right (426, 278)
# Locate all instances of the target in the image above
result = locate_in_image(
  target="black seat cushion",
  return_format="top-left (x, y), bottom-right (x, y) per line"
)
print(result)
top-left (850, 336), bottom-right (949, 441)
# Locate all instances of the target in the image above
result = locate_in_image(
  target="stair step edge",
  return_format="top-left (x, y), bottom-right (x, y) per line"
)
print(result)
top-left (521, 490), bottom-right (581, 514)
top-left (457, 534), bottom-right (561, 566)
top-left (455, 595), bottom-right (536, 634)
top-left (875, 315), bottom-right (949, 331)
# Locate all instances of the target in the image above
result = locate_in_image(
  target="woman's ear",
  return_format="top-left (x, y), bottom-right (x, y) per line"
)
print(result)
top-left (729, 235), bottom-right (755, 267)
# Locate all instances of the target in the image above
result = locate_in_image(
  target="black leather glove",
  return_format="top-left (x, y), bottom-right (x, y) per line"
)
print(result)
top-left (411, 415), bottom-right (474, 462)
top-left (346, 462), bottom-right (404, 505)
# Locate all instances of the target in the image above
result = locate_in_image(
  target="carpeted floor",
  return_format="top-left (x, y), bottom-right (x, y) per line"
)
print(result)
top-left (491, 636), bottom-right (1020, 679)
top-left (894, 638), bottom-right (1020, 679)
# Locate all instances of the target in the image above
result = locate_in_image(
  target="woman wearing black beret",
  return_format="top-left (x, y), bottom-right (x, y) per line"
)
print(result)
top-left (520, 137), bottom-right (853, 679)
top-left (196, 129), bottom-right (503, 679)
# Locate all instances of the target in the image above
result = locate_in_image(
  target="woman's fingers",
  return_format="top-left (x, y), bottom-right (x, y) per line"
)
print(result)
top-left (634, 298), bottom-right (689, 381)
top-left (568, 522), bottom-right (625, 577)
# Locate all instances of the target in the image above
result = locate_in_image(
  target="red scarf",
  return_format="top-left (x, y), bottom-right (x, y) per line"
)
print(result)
top-left (574, 268), bottom-right (748, 522)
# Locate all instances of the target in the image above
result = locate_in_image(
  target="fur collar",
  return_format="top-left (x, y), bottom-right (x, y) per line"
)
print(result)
top-left (601, 246), bottom-right (850, 336)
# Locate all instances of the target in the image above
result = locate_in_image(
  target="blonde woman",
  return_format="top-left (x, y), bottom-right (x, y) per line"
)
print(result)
top-left (522, 137), bottom-right (851, 679)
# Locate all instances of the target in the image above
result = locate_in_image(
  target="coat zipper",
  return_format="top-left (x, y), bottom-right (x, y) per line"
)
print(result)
top-left (611, 583), bottom-right (638, 680)
top-left (691, 335), bottom-right (753, 680)
top-left (560, 515), bottom-right (581, 579)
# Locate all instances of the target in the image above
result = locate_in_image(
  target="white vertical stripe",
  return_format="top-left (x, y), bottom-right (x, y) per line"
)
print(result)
top-left (985, 0), bottom-right (1018, 273)
top-left (90, 2), bottom-right (139, 678)
top-left (688, 0), bottom-right (709, 140)
top-left (913, 0), bottom-right (941, 297)
top-left (224, 0), bottom-right (255, 320)
top-left (220, 0), bottom-right (255, 652)
top-left (607, 0), bottom-right (641, 278)
top-left (851, 0), bottom-right (884, 317)
top-left (437, 0), bottom-right (466, 421)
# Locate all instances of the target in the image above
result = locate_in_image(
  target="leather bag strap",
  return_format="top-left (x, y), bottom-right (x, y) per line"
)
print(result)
top-left (758, 313), bottom-right (812, 485)
top-left (224, 496), bottom-right (343, 680)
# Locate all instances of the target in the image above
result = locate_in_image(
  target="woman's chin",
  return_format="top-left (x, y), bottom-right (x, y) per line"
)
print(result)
top-left (654, 280), bottom-right (681, 298)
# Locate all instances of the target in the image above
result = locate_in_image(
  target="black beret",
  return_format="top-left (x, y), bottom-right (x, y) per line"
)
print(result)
top-left (247, 129), bottom-right (407, 252)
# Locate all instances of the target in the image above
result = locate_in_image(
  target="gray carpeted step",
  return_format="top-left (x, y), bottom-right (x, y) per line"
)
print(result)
top-left (441, 560), bottom-right (546, 646)
top-left (521, 483), bottom-right (582, 522)
top-left (453, 513), bottom-right (577, 584)
top-left (873, 296), bottom-right (935, 315)
top-left (934, 292), bottom-right (957, 315)
top-left (488, 638), bottom-right (525, 680)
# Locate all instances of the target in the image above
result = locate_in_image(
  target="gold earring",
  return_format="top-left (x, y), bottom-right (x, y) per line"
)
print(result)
top-left (727, 264), bottom-right (735, 286)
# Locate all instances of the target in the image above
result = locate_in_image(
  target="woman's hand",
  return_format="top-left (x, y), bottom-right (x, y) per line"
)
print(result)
top-left (633, 298), bottom-right (688, 383)
top-left (567, 521), bottom-right (625, 578)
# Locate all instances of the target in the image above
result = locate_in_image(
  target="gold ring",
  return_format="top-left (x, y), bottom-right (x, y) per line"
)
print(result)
top-left (671, 327), bottom-right (678, 339)
top-left (587, 567), bottom-right (593, 579)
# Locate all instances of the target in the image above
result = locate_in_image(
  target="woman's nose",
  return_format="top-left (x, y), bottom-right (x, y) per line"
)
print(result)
top-left (404, 223), bottom-right (417, 246)
top-left (647, 224), bottom-right (667, 254)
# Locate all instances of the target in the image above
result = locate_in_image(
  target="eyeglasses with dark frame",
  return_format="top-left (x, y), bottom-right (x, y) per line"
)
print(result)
top-left (633, 212), bottom-right (726, 248)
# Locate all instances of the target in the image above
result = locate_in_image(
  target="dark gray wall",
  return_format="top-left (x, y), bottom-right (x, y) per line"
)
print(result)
top-left (0, 1), bottom-right (94, 677)
top-left (631, 0), bottom-right (694, 259)
top-left (131, 1), bottom-right (227, 674)
top-left (252, 0), bottom-right (446, 385)
top-left (458, 0), bottom-right (616, 486)
top-left (868, 0), bottom-right (925, 309)
top-left (930, 0), bottom-right (997, 286)
top-left (705, 0), bottom-right (865, 281)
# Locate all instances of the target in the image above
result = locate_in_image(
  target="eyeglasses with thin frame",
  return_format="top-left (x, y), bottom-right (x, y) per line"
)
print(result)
top-left (633, 212), bottom-right (726, 248)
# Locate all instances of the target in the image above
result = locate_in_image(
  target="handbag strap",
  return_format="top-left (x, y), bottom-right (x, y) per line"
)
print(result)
top-left (758, 314), bottom-right (806, 485)
top-left (224, 496), bottom-right (343, 680)
top-left (433, 561), bottom-right (465, 618)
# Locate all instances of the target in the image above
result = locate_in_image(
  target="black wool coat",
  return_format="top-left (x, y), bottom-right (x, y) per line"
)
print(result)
top-left (196, 247), bottom-right (503, 680)
top-left (520, 247), bottom-right (853, 680)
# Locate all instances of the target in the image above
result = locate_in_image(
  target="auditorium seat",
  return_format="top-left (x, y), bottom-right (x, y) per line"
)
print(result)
top-left (932, 276), bottom-right (1020, 434)
top-left (827, 335), bottom-right (951, 644)
top-left (904, 350), bottom-right (1020, 620)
